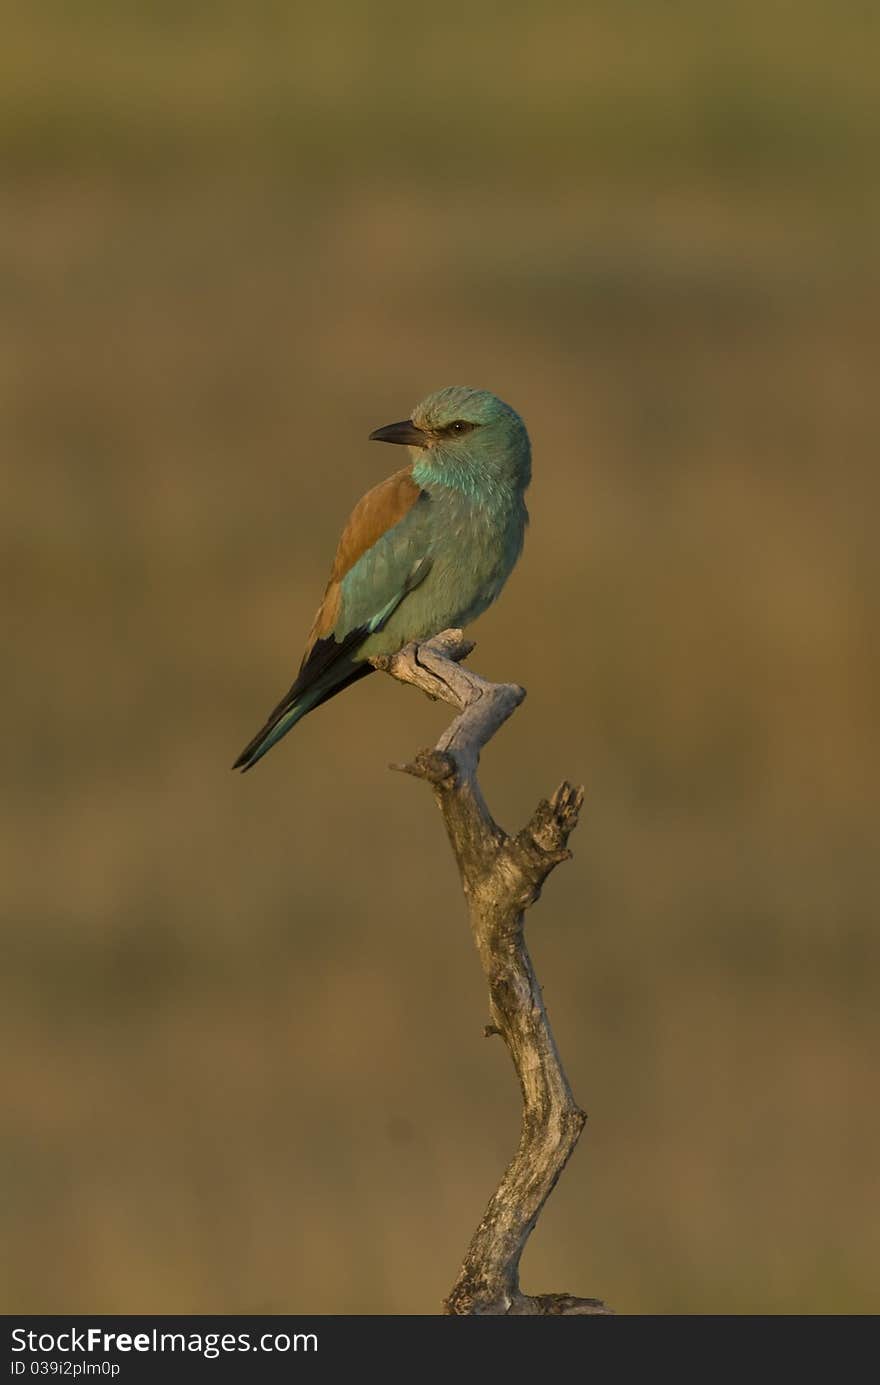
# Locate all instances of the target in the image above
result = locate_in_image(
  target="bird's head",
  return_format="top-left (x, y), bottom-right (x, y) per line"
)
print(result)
top-left (369, 386), bottom-right (531, 493)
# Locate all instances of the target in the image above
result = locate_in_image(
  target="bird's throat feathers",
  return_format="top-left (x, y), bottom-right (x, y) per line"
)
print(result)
top-left (411, 442), bottom-right (530, 506)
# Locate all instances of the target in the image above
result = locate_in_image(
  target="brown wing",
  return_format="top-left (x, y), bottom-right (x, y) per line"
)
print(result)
top-left (303, 464), bottom-right (423, 656)
top-left (232, 465), bottom-right (425, 770)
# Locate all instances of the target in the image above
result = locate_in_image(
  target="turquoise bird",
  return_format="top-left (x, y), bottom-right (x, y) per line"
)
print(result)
top-left (233, 386), bottom-right (531, 771)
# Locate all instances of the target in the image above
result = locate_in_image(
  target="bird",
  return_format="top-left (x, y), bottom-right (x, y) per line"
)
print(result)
top-left (233, 385), bottom-right (531, 771)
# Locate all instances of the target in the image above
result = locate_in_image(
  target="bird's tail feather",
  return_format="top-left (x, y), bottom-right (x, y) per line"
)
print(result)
top-left (232, 660), bottom-right (374, 772)
top-left (232, 692), bottom-right (316, 772)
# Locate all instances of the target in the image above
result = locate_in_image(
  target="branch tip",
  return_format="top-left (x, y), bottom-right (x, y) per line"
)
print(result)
top-left (391, 748), bottom-right (457, 785)
top-left (526, 1293), bottom-right (614, 1316)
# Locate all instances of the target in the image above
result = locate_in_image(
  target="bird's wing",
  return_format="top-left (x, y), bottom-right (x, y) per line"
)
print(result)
top-left (232, 466), bottom-right (432, 771)
top-left (300, 463), bottom-right (432, 670)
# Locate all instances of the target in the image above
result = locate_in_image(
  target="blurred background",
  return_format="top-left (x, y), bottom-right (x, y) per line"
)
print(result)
top-left (2, 1), bottom-right (878, 1314)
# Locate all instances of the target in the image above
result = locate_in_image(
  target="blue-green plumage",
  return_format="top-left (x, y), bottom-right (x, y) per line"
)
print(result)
top-left (234, 386), bottom-right (530, 771)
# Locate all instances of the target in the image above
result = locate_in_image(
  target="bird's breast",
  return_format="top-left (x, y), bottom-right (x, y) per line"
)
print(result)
top-left (424, 490), bottom-right (525, 620)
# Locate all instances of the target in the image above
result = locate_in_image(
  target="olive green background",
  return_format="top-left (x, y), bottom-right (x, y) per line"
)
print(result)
top-left (3, 2), bottom-right (878, 1313)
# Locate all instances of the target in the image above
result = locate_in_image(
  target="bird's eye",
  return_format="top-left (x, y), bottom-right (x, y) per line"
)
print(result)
top-left (448, 420), bottom-right (475, 435)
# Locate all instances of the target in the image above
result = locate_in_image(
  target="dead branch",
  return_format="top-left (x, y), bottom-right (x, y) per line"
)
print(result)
top-left (371, 630), bottom-right (611, 1316)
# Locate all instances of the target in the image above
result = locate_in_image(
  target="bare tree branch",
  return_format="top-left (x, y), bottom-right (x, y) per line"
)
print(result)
top-left (371, 630), bottom-right (611, 1316)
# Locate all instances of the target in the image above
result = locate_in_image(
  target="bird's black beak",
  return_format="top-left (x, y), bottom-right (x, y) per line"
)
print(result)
top-left (368, 419), bottom-right (429, 447)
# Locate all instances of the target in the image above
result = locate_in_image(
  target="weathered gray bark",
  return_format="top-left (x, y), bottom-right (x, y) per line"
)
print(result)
top-left (371, 630), bottom-right (611, 1316)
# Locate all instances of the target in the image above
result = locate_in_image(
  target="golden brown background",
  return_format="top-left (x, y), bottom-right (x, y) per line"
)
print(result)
top-left (3, 2), bottom-right (878, 1313)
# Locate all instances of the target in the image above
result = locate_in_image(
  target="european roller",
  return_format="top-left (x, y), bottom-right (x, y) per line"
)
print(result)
top-left (233, 386), bottom-right (531, 771)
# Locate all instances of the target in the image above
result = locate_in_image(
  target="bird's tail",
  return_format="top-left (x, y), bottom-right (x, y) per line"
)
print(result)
top-left (232, 657), bottom-right (374, 772)
top-left (232, 691), bottom-right (317, 772)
